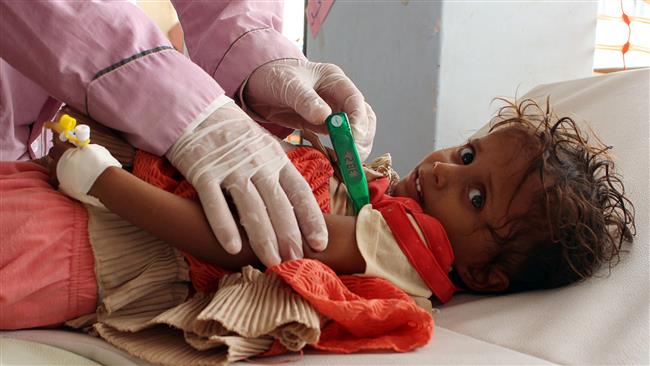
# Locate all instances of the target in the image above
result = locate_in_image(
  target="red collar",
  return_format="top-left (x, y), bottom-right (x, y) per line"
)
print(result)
top-left (368, 178), bottom-right (457, 303)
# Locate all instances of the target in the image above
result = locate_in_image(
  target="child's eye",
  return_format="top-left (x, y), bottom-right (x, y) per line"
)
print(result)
top-left (468, 188), bottom-right (484, 209)
top-left (460, 146), bottom-right (475, 165)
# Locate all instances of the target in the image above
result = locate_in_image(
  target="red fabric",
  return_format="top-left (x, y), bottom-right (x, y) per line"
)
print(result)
top-left (132, 147), bottom-right (433, 354)
top-left (285, 148), bottom-right (333, 214)
top-left (132, 151), bottom-right (198, 201)
top-left (269, 260), bottom-right (432, 353)
top-left (368, 178), bottom-right (456, 303)
top-left (183, 254), bottom-right (231, 294)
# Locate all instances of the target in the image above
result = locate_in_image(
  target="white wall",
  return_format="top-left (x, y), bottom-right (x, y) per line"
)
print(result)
top-left (435, 2), bottom-right (598, 148)
top-left (307, 1), bottom-right (598, 175)
top-left (306, 2), bottom-right (443, 176)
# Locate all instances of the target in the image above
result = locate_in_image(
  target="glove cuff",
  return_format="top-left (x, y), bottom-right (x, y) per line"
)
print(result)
top-left (166, 94), bottom-right (233, 163)
top-left (238, 58), bottom-right (303, 126)
top-left (57, 144), bottom-right (122, 208)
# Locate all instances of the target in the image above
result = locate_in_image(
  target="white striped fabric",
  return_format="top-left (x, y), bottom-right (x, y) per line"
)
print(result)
top-left (71, 207), bottom-right (322, 365)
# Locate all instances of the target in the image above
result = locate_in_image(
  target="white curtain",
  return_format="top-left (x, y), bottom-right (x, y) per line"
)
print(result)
top-left (594, 0), bottom-right (650, 71)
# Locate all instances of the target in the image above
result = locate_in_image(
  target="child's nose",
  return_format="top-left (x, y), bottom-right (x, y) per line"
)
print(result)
top-left (431, 161), bottom-right (449, 189)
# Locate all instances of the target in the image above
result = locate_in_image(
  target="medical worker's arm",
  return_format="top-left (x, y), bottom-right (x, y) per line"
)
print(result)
top-left (172, 1), bottom-right (376, 161)
top-left (0, 1), bottom-right (217, 154)
top-left (0, 1), bottom-right (328, 267)
top-left (172, 1), bottom-right (303, 99)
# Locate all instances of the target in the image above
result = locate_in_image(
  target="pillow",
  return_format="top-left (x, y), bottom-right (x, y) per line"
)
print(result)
top-left (435, 69), bottom-right (649, 365)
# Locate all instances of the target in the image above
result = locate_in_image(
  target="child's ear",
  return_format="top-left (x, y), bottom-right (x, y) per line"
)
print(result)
top-left (457, 264), bottom-right (509, 293)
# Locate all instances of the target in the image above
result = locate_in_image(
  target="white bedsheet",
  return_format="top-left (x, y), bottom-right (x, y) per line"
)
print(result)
top-left (1, 327), bottom-right (552, 365)
top-left (436, 68), bottom-right (650, 365)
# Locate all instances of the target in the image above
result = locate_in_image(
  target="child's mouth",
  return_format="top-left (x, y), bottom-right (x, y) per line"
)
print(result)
top-left (414, 169), bottom-right (424, 204)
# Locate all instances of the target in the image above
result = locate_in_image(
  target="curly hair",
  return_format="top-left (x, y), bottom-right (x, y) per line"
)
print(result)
top-left (483, 98), bottom-right (635, 293)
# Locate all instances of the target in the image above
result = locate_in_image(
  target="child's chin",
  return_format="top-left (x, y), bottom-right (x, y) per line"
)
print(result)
top-left (392, 181), bottom-right (406, 197)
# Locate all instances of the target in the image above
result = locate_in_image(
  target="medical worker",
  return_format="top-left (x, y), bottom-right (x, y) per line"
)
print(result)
top-left (0, 1), bottom-right (376, 267)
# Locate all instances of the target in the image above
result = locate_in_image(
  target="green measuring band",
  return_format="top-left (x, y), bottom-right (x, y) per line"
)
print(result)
top-left (326, 112), bottom-right (370, 214)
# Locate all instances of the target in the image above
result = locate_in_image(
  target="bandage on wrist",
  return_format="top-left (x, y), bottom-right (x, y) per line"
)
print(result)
top-left (57, 144), bottom-right (122, 208)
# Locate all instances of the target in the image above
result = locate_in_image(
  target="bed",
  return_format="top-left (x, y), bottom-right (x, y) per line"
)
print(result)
top-left (2, 68), bottom-right (648, 365)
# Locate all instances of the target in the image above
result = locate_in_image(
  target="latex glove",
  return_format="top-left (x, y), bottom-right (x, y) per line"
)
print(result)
top-left (243, 59), bottom-right (376, 161)
top-left (166, 99), bottom-right (328, 267)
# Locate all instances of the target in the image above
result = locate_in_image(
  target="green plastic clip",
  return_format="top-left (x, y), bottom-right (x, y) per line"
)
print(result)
top-left (326, 112), bottom-right (370, 214)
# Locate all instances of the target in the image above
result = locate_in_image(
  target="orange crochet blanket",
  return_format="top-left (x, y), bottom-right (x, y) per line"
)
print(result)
top-left (132, 148), bottom-right (433, 355)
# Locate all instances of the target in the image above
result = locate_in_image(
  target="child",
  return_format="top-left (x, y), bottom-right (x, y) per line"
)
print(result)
top-left (0, 98), bottom-right (634, 359)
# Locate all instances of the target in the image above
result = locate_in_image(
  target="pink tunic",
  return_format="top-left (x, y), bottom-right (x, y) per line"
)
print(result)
top-left (0, 1), bottom-right (303, 161)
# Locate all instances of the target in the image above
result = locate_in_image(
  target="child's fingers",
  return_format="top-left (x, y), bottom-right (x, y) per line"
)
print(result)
top-left (48, 138), bottom-right (75, 161)
top-left (46, 137), bottom-right (77, 186)
top-left (45, 156), bottom-right (60, 188)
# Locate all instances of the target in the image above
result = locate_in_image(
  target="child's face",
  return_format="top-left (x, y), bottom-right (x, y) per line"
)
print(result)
top-left (393, 128), bottom-right (543, 291)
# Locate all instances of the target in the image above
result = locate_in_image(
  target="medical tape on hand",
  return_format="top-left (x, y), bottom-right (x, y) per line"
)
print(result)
top-left (57, 144), bottom-right (122, 209)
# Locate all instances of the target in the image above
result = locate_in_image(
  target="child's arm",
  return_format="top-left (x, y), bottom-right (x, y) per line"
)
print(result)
top-left (87, 165), bottom-right (366, 274)
top-left (88, 166), bottom-right (257, 270)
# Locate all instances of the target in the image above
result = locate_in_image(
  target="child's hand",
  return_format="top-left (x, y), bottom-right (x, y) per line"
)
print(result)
top-left (46, 135), bottom-right (77, 187)
top-left (46, 135), bottom-right (122, 208)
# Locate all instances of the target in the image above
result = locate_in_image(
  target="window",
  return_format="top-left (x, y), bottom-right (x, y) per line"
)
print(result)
top-left (283, 0), bottom-right (306, 53)
top-left (594, 0), bottom-right (650, 73)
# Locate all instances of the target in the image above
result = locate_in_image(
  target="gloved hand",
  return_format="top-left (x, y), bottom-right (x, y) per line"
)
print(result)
top-left (242, 59), bottom-right (376, 161)
top-left (166, 98), bottom-right (328, 267)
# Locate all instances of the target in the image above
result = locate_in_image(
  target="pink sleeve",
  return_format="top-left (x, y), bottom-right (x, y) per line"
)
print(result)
top-left (0, 1), bottom-right (223, 155)
top-left (172, 0), bottom-right (307, 98)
